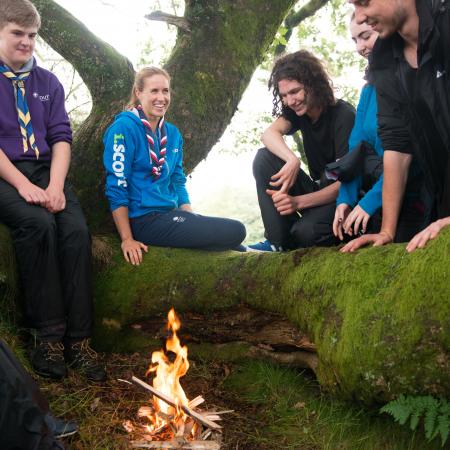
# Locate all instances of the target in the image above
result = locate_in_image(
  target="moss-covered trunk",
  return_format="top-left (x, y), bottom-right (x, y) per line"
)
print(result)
top-left (164, 0), bottom-right (297, 171)
top-left (1, 226), bottom-right (449, 403)
top-left (90, 230), bottom-right (449, 404)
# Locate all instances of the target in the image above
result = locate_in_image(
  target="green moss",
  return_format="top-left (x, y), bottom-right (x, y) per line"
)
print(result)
top-left (1, 224), bottom-right (449, 403)
top-left (91, 229), bottom-right (450, 403)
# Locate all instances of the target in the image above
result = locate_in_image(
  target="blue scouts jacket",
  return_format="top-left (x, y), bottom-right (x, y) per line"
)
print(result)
top-left (336, 84), bottom-right (383, 217)
top-left (103, 111), bottom-right (190, 218)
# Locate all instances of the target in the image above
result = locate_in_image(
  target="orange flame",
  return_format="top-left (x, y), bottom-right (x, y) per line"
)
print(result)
top-left (140, 308), bottom-right (196, 438)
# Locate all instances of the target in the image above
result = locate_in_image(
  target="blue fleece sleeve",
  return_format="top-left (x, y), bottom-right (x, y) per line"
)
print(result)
top-left (171, 135), bottom-right (190, 206)
top-left (103, 122), bottom-right (134, 212)
top-left (359, 174), bottom-right (383, 216)
top-left (336, 86), bottom-right (370, 207)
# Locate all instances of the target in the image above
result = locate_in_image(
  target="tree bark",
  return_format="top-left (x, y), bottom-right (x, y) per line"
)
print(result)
top-left (31, 0), bottom-right (318, 230)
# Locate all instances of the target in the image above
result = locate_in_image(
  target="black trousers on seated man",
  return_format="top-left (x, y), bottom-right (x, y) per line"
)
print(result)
top-left (253, 147), bottom-right (338, 249)
top-left (0, 161), bottom-right (93, 342)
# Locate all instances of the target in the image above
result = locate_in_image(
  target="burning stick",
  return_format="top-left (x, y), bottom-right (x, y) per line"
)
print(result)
top-left (131, 376), bottom-right (222, 431)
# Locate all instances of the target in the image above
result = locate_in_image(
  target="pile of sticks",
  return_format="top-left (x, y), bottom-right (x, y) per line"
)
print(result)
top-left (129, 376), bottom-right (231, 450)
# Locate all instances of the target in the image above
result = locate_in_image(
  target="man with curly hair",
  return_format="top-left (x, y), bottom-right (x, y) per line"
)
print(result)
top-left (249, 50), bottom-right (355, 251)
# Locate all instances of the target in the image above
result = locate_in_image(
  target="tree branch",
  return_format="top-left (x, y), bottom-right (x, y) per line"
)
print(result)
top-left (145, 10), bottom-right (191, 32)
top-left (275, 0), bottom-right (330, 55)
top-left (33, 0), bottom-right (134, 104)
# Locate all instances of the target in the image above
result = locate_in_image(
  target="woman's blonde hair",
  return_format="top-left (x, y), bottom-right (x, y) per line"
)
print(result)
top-left (126, 67), bottom-right (171, 110)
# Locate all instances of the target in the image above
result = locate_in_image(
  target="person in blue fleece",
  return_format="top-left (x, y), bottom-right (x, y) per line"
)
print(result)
top-left (103, 67), bottom-right (246, 265)
top-left (333, 15), bottom-right (424, 243)
top-left (333, 17), bottom-right (381, 240)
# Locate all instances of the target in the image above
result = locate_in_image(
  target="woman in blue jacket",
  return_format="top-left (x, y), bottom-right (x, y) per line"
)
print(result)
top-left (333, 17), bottom-right (424, 245)
top-left (103, 67), bottom-right (246, 265)
top-left (332, 17), bottom-right (380, 240)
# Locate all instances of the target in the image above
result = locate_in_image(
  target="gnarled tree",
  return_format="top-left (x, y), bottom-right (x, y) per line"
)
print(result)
top-left (31, 0), bottom-right (329, 229)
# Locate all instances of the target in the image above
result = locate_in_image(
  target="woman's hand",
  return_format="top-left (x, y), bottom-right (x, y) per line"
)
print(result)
top-left (343, 205), bottom-right (370, 237)
top-left (406, 218), bottom-right (450, 252)
top-left (179, 203), bottom-right (193, 213)
top-left (269, 158), bottom-right (300, 193)
top-left (340, 230), bottom-right (393, 253)
top-left (333, 204), bottom-right (351, 240)
top-left (121, 238), bottom-right (148, 266)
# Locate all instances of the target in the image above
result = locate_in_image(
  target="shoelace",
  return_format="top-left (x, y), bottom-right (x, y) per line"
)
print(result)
top-left (72, 340), bottom-right (99, 365)
top-left (41, 342), bottom-right (64, 361)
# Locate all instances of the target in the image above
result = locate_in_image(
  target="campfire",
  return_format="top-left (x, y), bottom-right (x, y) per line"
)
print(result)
top-left (124, 308), bottom-right (230, 449)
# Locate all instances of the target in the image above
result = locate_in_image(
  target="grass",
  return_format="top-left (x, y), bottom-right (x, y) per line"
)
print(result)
top-left (224, 360), bottom-right (445, 450)
top-left (0, 331), bottom-right (446, 450)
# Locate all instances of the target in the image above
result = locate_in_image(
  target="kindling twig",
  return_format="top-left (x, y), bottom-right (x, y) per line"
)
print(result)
top-left (131, 376), bottom-right (222, 431)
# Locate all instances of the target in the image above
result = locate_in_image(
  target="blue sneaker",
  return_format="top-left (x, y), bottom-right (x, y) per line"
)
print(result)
top-left (247, 240), bottom-right (283, 252)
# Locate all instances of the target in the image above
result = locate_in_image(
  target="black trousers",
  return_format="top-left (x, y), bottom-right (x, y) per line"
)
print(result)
top-left (253, 148), bottom-right (337, 249)
top-left (131, 210), bottom-right (246, 251)
top-left (0, 161), bottom-right (92, 341)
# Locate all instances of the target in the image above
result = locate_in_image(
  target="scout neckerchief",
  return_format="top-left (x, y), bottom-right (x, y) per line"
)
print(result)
top-left (136, 105), bottom-right (167, 180)
top-left (0, 60), bottom-right (40, 159)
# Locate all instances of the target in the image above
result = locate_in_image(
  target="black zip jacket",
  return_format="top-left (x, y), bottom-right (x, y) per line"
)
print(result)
top-left (367, 0), bottom-right (450, 215)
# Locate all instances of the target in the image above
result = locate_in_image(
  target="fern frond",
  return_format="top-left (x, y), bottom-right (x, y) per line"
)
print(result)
top-left (424, 399), bottom-right (439, 440)
top-left (380, 394), bottom-right (412, 425)
top-left (437, 401), bottom-right (450, 447)
top-left (380, 395), bottom-right (450, 447)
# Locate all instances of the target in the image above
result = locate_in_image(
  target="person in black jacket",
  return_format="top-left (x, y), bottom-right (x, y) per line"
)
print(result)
top-left (343, 0), bottom-right (450, 253)
top-left (249, 50), bottom-right (355, 251)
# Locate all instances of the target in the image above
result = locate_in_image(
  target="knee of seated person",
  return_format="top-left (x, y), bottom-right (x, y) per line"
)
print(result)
top-left (20, 211), bottom-right (55, 236)
top-left (252, 147), bottom-right (271, 175)
top-left (234, 220), bottom-right (247, 242)
top-left (290, 220), bottom-right (317, 248)
top-left (62, 220), bottom-right (90, 244)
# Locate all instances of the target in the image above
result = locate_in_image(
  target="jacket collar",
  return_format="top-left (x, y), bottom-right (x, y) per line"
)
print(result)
top-left (0, 56), bottom-right (36, 73)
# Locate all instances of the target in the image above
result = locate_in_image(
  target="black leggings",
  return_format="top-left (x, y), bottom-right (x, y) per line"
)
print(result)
top-left (131, 210), bottom-right (246, 251)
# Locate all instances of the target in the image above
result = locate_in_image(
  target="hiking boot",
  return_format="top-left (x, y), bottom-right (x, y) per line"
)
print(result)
top-left (64, 339), bottom-right (107, 382)
top-left (31, 341), bottom-right (67, 380)
top-left (247, 239), bottom-right (284, 252)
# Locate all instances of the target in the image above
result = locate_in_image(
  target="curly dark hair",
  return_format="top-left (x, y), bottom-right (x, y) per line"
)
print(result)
top-left (268, 50), bottom-right (335, 117)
